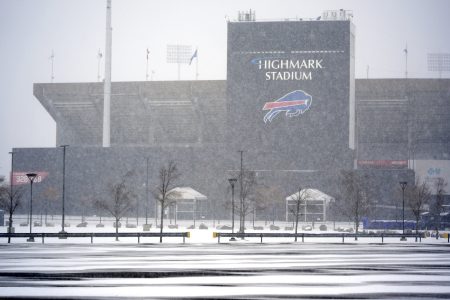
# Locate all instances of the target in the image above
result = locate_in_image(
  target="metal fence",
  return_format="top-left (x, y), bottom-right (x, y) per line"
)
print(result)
top-left (212, 232), bottom-right (435, 244)
top-left (0, 232), bottom-right (190, 244)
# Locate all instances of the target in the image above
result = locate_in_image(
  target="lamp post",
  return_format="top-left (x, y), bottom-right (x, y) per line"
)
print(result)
top-left (145, 157), bottom-right (149, 225)
top-left (59, 145), bottom-right (69, 236)
top-left (294, 187), bottom-right (302, 242)
top-left (8, 151), bottom-right (14, 243)
top-left (26, 173), bottom-right (37, 242)
top-left (228, 178), bottom-right (237, 241)
top-left (399, 181), bottom-right (408, 241)
top-left (238, 150), bottom-right (244, 235)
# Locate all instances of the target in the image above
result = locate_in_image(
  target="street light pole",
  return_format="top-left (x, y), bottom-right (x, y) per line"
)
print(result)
top-left (238, 150), bottom-right (244, 235)
top-left (8, 151), bottom-right (14, 243)
top-left (26, 173), bottom-right (37, 242)
top-left (228, 178), bottom-right (237, 241)
top-left (399, 181), bottom-right (408, 241)
top-left (60, 145), bottom-right (69, 235)
top-left (145, 157), bottom-right (149, 225)
top-left (295, 187), bottom-right (302, 242)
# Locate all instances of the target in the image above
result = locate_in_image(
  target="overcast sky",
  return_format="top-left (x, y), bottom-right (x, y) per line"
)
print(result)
top-left (0, 0), bottom-right (449, 177)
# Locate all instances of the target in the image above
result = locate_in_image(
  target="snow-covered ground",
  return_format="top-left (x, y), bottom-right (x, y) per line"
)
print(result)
top-left (0, 243), bottom-right (449, 299)
top-left (2, 214), bottom-right (449, 244)
top-left (1, 215), bottom-right (450, 298)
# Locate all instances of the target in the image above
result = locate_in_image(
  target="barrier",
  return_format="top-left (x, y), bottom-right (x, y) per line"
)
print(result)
top-left (0, 232), bottom-right (190, 244)
top-left (212, 232), bottom-right (426, 244)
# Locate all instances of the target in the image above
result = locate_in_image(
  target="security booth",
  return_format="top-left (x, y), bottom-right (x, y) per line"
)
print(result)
top-left (164, 187), bottom-right (208, 226)
top-left (285, 189), bottom-right (334, 223)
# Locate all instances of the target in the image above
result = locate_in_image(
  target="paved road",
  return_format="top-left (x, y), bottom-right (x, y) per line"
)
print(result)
top-left (0, 243), bottom-right (450, 299)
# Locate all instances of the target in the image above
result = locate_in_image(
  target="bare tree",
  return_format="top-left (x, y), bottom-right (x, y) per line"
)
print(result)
top-left (78, 195), bottom-right (92, 223)
top-left (0, 182), bottom-right (24, 243)
top-left (40, 186), bottom-right (58, 225)
top-left (95, 171), bottom-right (136, 241)
top-left (237, 169), bottom-right (257, 234)
top-left (433, 177), bottom-right (447, 237)
top-left (406, 178), bottom-right (431, 237)
top-left (340, 170), bottom-right (371, 240)
top-left (154, 161), bottom-right (180, 243)
top-left (287, 188), bottom-right (309, 242)
top-left (255, 185), bottom-right (283, 225)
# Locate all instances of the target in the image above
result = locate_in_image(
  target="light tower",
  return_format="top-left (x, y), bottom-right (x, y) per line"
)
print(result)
top-left (102, 0), bottom-right (112, 147)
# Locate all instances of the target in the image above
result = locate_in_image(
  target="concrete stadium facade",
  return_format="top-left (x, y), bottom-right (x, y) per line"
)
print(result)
top-left (11, 18), bottom-right (449, 221)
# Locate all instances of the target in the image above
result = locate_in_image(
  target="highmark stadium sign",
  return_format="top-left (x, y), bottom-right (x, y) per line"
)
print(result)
top-left (251, 58), bottom-right (323, 81)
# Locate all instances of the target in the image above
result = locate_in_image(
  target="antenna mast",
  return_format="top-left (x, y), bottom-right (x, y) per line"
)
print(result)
top-left (404, 43), bottom-right (408, 79)
top-left (146, 48), bottom-right (149, 81)
top-left (97, 49), bottom-right (103, 82)
top-left (49, 50), bottom-right (55, 83)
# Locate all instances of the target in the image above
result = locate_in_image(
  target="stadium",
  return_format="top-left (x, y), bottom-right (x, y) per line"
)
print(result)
top-left (10, 10), bottom-right (450, 224)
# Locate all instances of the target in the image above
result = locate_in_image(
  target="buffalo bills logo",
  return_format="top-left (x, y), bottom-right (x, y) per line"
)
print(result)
top-left (262, 90), bottom-right (312, 123)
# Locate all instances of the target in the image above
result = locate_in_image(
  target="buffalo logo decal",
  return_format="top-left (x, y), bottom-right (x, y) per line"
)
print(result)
top-left (262, 90), bottom-right (312, 123)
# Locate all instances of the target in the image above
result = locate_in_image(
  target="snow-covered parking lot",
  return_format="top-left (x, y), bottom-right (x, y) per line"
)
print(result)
top-left (1, 239), bottom-right (450, 299)
top-left (1, 217), bottom-right (450, 299)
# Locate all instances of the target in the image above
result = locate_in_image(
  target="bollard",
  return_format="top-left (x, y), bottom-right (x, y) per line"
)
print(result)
top-left (90, 233), bottom-right (93, 244)
top-left (138, 233), bottom-right (140, 244)
top-left (218, 234), bottom-right (220, 244)
top-left (183, 234), bottom-right (185, 244)
top-left (302, 233), bottom-right (304, 243)
top-left (260, 233), bottom-right (263, 244)
top-left (342, 234), bottom-right (345, 244)
top-left (42, 233), bottom-right (45, 244)
top-left (381, 233), bottom-right (384, 244)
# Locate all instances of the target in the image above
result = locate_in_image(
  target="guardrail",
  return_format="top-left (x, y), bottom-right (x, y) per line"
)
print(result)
top-left (213, 232), bottom-right (431, 244)
top-left (0, 232), bottom-right (190, 244)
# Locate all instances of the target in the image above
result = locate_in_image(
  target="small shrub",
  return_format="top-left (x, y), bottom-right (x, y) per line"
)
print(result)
top-left (302, 225), bottom-right (312, 231)
top-left (217, 225), bottom-right (231, 230)
top-left (270, 224), bottom-right (280, 230)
